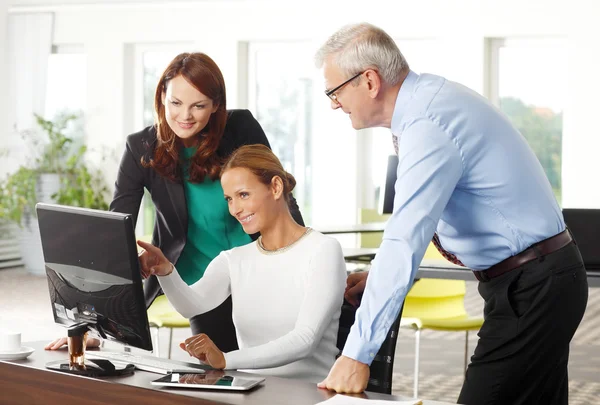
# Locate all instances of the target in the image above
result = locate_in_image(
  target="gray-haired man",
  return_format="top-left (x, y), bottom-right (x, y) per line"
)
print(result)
top-left (315, 22), bottom-right (587, 405)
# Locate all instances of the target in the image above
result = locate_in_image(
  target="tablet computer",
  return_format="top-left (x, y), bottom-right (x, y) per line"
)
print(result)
top-left (151, 370), bottom-right (265, 391)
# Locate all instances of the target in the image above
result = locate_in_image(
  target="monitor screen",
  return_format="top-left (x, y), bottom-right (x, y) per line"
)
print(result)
top-left (380, 154), bottom-right (398, 215)
top-left (36, 203), bottom-right (153, 351)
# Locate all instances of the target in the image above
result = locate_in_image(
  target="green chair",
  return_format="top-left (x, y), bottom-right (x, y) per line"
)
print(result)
top-left (401, 278), bottom-right (483, 398)
top-left (137, 234), bottom-right (191, 358)
top-left (147, 294), bottom-right (190, 359)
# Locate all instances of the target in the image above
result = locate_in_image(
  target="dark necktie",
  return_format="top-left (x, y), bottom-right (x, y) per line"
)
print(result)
top-left (391, 134), bottom-right (466, 267)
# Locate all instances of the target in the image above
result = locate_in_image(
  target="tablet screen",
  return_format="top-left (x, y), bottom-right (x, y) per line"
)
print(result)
top-left (175, 372), bottom-right (234, 386)
top-left (152, 370), bottom-right (265, 391)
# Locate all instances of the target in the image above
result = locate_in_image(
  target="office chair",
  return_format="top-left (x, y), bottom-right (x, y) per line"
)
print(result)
top-left (401, 278), bottom-right (483, 398)
top-left (336, 299), bottom-right (403, 395)
top-left (137, 234), bottom-right (191, 358)
top-left (146, 294), bottom-right (191, 358)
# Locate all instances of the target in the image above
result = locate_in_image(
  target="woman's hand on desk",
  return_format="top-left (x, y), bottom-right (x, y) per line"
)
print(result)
top-left (180, 333), bottom-right (226, 369)
top-left (44, 336), bottom-right (101, 350)
top-left (136, 240), bottom-right (174, 278)
top-left (345, 271), bottom-right (368, 307)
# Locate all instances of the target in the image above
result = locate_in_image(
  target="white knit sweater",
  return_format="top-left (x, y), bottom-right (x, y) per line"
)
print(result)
top-left (158, 230), bottom-right (346, 383)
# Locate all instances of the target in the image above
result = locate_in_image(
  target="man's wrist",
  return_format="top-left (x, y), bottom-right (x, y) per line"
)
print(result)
top-left (341, 355), bottom-right (369, 366)
top-left (342, 331), bottom-right (383, 365)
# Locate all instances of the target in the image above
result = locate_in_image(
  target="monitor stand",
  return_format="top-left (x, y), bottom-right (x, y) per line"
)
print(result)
top-left (45, 359), bottom-right (135, 377)
top-left (45, 323), bottom-right (134, 377)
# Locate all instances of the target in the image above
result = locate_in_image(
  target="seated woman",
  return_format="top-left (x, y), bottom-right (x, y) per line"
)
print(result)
top-left (138, 144), bottom-right (346, 382)
top-left (50, 144), bottom-right (346, 383)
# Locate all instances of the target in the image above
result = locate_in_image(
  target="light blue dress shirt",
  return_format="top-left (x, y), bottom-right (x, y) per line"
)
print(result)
top-left (342, 70), bottom-right (565, 364)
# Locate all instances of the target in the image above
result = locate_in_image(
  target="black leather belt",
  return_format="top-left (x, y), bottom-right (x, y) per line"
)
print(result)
top-left (474, 229), bottom-right (573, 282)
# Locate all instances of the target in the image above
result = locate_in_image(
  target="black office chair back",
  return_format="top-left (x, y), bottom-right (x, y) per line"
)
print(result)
top-left (336, 300), bottom-right (403, 394)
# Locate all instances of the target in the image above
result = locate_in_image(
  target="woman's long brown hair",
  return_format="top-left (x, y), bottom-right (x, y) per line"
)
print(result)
top-left (143, 52), bottom-right (227, 183)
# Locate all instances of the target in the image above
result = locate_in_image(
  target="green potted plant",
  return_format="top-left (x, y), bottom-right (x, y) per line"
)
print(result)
top-left (0, 112), bottom-right (110, 274)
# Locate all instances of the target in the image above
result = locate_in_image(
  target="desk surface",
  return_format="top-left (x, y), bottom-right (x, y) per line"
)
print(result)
top-left (343, 250), bottom-right (600, 288)
top-left (319, 223), bottom-right (600, 286)
top-left (420, 259), bottom-right (600, 287)
top-left (0, 341), bottom-right (454, 405)
top-left (342, 248), bottom-right (379, 261)
top-left (316, 222), bottom-right (387, 235)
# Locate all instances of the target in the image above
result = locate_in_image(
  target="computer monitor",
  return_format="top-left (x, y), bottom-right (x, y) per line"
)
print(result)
top-left (562, 208), bottom-right (600, 270)
top-left (36, 203), bottom-right (153, 351)
top-left (379, 154), bottom-right (398, 215)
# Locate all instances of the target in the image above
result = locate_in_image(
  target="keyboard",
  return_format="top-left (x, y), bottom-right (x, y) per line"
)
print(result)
top-left (87, 351), bottom-right (207, 374)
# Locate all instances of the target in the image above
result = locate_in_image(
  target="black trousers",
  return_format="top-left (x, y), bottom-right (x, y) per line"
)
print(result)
top-left (458, 242), bottom-right (588, 405)
top-left (189, 295), bottom-right (239, 353)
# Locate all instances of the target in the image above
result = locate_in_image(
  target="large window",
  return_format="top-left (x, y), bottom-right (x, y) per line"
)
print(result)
top-left (42, 45), bottom-right (87, 165)
top-left (489, 38), bottom-right (567, 203)
top-left (45, 45), bottom-right (86, 119)
top-left (249, 42), bottom-right (361, 233)
top-left (248, 43), bottom-right (314, 223)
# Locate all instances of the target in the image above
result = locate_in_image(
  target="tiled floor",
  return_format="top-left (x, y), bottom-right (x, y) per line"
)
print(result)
top-left (1, 266), bottom-right (599, 404)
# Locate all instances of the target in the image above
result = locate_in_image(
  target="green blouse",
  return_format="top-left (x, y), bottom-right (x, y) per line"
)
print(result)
top-left (175, 146), bottom-right (252, 285)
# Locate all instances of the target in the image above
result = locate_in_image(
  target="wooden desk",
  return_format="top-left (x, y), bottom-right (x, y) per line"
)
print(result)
top-left (588, 270), bottom-right (600, 287)
top-left (342, 248), bottom-right (378, 262)
top-left (420, 259), bottom-right (600, 287)
top-left (316, 222), bottom-right (387, 235)
top-left (342, 251), bottom-right (600, 288)
top-left (0, 342), bottom-right (454, 405)
top-left (316, 222), bottom-right (600, 287)
top-left (417, 259), bottom-right (475, 281)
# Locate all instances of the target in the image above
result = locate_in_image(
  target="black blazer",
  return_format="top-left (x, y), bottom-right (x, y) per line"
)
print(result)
top-left (109, 109), bottom-right (304, 306)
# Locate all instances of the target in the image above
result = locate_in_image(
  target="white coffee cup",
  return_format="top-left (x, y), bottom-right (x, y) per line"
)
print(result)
top-left (0, 331), bottom-right (22, 353)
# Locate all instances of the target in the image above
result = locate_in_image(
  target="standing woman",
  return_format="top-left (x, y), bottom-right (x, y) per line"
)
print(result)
top-left (110, 52), bottom-right (303, 352)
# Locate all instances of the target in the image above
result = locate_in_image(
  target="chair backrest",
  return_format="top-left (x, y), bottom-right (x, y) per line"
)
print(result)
top-left (337, 300), bottom-right (403, 394)
top-left (403, 279), bottom-right (467, 320)
top-left (146, 295), bottom-right (190, 328)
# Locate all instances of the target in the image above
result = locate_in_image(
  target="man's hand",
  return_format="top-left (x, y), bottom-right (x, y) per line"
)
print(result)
top-left (180, 333), bottom-right (226, 369)
top-left (317, 355), bottom-right (370, 393)
top-left (345, 271), bottom-right (369, 307)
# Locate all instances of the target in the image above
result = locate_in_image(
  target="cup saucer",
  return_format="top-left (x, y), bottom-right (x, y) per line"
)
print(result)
top-left (0, 346), bottom-right (35, 360)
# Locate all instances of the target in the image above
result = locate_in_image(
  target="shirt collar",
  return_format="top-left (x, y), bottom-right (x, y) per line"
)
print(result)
top-left (390, 70), bottom-right (418, 135)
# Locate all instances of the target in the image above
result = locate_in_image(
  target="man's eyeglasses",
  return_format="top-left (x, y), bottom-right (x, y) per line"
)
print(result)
top-left (324, 71), bottom-right (364, 104)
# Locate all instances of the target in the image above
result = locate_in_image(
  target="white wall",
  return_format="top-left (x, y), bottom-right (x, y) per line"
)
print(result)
top-left (562, 1), bottom-right (600, 208)
top-left (0, 2), bottom-right (8, 178)
top-left (6, 0), bottom-right (600, 218)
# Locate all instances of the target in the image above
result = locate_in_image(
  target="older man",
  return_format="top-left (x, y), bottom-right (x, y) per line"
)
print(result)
top-left (315, 22), bottom-right (588, 405)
